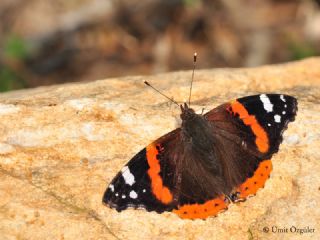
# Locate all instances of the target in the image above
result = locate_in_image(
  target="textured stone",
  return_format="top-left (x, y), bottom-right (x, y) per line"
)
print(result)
top-left (0, 58), bottom-right (319, 240)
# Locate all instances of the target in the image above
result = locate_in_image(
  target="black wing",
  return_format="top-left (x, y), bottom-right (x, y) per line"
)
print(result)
top-left (172, 94), bottom-right (297, 219)
top-left (103, 129), bottom-right (181, 213)
top-left (205, 94), bottom-right (298, 159)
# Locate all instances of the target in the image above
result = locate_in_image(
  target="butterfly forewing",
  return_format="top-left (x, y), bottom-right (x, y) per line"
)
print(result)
top-left (103, 129), bottom-right (181, 213)
top-left (231, 94), bottom-right (297, 157)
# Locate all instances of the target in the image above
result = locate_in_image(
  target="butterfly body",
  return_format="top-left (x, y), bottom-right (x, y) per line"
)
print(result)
top-left (103, 94), bottom-right (297, 219)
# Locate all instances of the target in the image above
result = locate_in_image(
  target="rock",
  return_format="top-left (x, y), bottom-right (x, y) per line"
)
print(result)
top-left (0, 58), bottom-right (319, 240)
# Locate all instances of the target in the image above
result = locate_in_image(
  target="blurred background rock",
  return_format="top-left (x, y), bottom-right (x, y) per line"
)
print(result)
top-left (0, 0), bottom-right (319, 92)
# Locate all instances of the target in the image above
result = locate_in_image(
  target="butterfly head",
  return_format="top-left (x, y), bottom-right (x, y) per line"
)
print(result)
top-left (180, 102), bottom-right (197, 121)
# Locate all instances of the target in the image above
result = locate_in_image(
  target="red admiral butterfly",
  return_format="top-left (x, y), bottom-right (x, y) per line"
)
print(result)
top-left (103, 56), bottom-right (297, 220)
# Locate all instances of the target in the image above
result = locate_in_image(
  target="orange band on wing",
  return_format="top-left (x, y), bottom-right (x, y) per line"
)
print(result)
top-left (230, 100), bottom-right (269, 153)
top-left (173, 196), bottom-right (228, 219)
top-left (146, 143), bottom-right (173, 204)
top-left (236, 159), bottom-right (272, 199)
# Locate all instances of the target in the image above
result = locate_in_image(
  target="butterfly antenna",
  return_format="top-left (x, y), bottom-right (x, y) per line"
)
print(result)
top-left (144, 81), bottom-right (180, 107)
top-left (188, 52), bottom-right (197, 106)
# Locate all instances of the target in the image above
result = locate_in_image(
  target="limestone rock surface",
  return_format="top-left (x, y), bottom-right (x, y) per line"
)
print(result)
top-left (0, 58), bottom-right (319, 240)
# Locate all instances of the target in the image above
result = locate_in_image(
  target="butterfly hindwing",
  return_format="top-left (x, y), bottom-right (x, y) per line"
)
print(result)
top-left (147, 129), bottom-right (232, 219)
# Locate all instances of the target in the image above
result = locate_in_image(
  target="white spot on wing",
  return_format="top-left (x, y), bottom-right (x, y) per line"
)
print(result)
top-left (129, 190), bottom-right (138, 199)
top-left (284, 104), bottom-right (287, 108)
top-left (280, 95), bottom-right (286, 102)
top-left (143, 189), bottom-right (146, 193)
top-left (274, 114), bottom-right (281, 123)
top-left (121, 166), bottom-right (135, 186)
top-left (260, 94), bottom-right (273, 112)
top-left (282, 111), bottom-right (286, 115)
top-left (109, 184), bottom-right (114, 192)
top-left (122, 194), bottom-right (126, 199)
top-left (268, 123), bottom-right (271, 126)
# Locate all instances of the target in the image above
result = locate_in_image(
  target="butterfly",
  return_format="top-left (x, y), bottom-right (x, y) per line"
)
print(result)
top-left (102, 90), bottom-right (297, 219)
